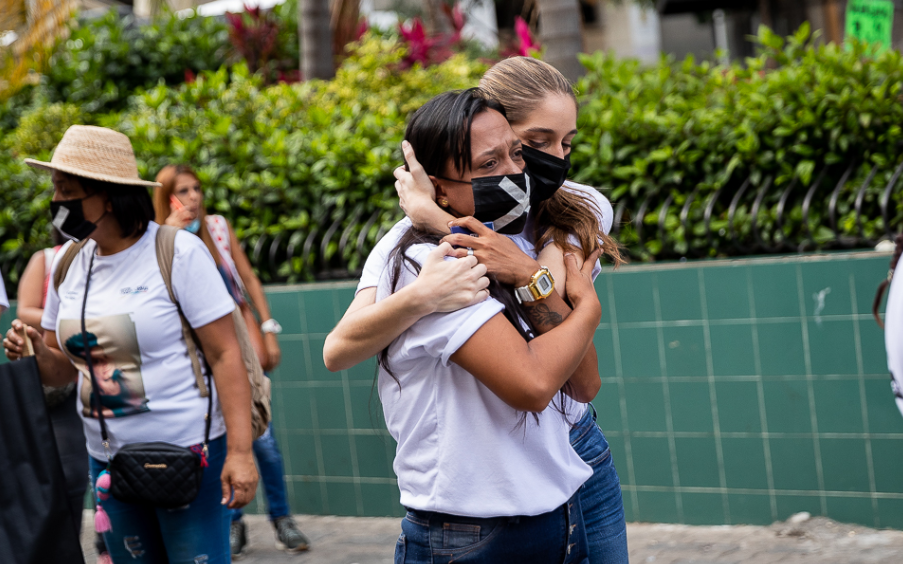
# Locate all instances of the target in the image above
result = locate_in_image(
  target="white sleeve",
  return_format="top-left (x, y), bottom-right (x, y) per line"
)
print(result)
top-left (0, 274), bottom-right (8, 314)
top-left (170, 231), bottom-right (238, 329)
top-left (41, 240), bottom-right (74, 332)
top-left (377, 244), bottom-right (505, 366)
top-left (539, 181), bottom-right (612, 281)
top-left (885, 273), bottom-right (903, 419)
top-left (357, 218), bottom-right (412, 294)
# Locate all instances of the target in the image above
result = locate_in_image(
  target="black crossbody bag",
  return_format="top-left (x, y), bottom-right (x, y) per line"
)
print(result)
top-left (82, 252), bottom-right (211, 509)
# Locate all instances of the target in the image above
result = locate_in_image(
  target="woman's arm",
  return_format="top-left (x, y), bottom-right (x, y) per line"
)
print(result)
top-left (451, 252), bottom-right (602, 412)
top-left (324, 242), bottom-right (490, 371)
top-left (194, 313), bottom-right (259, 508)
top-left (441, 217), bottom-right (602, 402)
top-left (4, 322), bottom-right (78, 386)
top-left (524, 244), bottom-right (601, 403)
top-left (16, 251), bottom-right (47, 329)
top-left (227, 221), bottom-right (280, 371)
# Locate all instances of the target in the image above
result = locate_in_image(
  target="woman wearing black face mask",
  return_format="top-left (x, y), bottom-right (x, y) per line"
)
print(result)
top-left (373, 88), bottom-right (601, 563)
top-left (325, 58), bottom-right (628, 564)
top-left (3, 125), bottom-right (258, 564)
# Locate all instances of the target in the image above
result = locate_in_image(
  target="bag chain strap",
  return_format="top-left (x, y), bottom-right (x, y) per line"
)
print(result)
top-left (79, 248), bottom-right (213, 462)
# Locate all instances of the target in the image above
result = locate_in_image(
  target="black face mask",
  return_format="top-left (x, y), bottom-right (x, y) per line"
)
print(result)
top-left (521, 144), bottom-right (571, 205)
top-left (439, 171), bottom-right (532, 235)
top-left (50, 197), bottom-right (101, 242)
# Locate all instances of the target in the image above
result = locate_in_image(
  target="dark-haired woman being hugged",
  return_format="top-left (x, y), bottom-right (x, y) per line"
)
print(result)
top-left (373, 89), bottom-right (599, 563)
top-left (3, 125), bottom-right (258, 564)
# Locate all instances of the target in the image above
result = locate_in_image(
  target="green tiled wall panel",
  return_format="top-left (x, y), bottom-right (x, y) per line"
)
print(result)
top-left (4, 251), bottom-right (902, 528)
top-left (260, 252), bottom-right (902, 528)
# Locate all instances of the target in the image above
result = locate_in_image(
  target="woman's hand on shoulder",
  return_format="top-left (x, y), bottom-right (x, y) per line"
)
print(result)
top-left (440, 217), bottom-right (539, 287)
top-left (394, 141), bottom-right (441, 229)
top-left (412, 242), bottom-right (490, 313)
top-left (564, 248), bottom-right (602, 314)
top-left (536, 243), bottom-right (585, 299)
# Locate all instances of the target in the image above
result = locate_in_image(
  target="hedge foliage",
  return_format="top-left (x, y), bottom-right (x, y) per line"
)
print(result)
top-left (573, 24), bottom-right (903, 258)
top-left (1, 18), bottom-right (902, 295)
top-left (0, 32), bottom-right (485, 290)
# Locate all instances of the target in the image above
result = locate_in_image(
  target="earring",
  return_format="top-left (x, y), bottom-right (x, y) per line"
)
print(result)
top-left (438, 198), bottom-right (449, 207)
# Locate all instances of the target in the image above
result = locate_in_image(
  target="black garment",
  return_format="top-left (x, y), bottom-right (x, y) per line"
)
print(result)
top-left (0, 358), bottom-right (85, 564)
top-left (48, 390), bottom-right (89, 536)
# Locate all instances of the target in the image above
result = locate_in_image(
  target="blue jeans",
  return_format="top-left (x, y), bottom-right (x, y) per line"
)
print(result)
top-left (396, 493), bottom-right (588, 564)
top-left (89, 434), bottom-right (230, 564)
top-left (570, 404), bottom-right (629, 564)
top-left (230, 423), bottom-right (291, 522)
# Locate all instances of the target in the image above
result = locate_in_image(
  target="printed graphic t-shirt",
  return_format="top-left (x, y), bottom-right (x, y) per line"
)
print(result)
top-left (376, 243), bottom-right (592, 517)
top-left (43, 222), bottom-right (236, 460)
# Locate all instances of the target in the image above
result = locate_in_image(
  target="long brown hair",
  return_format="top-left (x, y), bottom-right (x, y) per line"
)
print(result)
top-left (153, 165), bottom-right (221, 266)
top-left (479, 57), bottom-right (624, 266)
top-left (874, 234), bottom-right (903, 328)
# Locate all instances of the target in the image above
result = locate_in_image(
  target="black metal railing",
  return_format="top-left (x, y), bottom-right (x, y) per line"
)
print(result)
top-left (607, 157), bottom-right (903, 261)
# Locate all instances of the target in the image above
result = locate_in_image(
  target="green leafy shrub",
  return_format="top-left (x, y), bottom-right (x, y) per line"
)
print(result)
top-left (573, 24), bottom-right (903, 259)
top-left (11, 103), bottom-right (85, 158)
top-left (41, 10), bottom-right (231, 114)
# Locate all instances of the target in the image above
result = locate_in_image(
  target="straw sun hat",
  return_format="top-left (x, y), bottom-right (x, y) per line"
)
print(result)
top-left (25, 125), bottom-right (161, 187)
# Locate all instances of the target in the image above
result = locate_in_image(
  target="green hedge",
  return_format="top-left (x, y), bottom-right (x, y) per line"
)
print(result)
top-left (0, 33), bottom-right (485, 291)
top-left (573, 24), bottom-right (903, 258)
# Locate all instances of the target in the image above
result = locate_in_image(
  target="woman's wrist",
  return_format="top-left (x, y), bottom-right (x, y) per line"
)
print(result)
top-left (405, 279), bottom-right (443, 317)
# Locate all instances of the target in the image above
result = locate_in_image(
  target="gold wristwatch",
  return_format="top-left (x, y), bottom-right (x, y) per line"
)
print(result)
top-left (515, 266), bottom-right (555, 303)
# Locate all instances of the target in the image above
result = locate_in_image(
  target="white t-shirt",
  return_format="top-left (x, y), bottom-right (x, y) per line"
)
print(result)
top-left (376, 242), bottom-right (592, 517)
top-left (883, 271), bottom-right (903, 418)
top-left (42, 222), bottom-right (236, 460)
top-left (0, 272), bottom-right (8, 314)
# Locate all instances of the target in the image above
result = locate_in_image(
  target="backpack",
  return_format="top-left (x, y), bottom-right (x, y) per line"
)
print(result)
top-left (52, 226), bottom-right (272, 440)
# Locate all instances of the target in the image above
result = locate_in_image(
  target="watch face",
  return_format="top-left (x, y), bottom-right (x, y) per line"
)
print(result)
top-left (536, 273), bottom-right (554, 296)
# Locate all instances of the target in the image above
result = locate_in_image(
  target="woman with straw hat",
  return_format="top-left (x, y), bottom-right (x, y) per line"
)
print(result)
top-left (3, 125), bottom-right (258, 563)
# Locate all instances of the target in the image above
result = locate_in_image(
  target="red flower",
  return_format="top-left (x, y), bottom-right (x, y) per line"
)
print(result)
top-left (514, 16), bottom-right (538, 56)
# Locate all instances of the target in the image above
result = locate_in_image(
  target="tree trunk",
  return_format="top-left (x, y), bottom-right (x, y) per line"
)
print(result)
top-left (300, 0), bottom-right (334, 80)
top-left (822, 0), bottom-right (842, 44)
top-left (536, 0), bottom-right (584, 83)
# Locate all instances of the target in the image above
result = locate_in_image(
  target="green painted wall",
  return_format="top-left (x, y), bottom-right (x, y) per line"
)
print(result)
top-left (257, 251), bottom-right (903, 528)
top-left (5, 250), bottom-right (902, 528)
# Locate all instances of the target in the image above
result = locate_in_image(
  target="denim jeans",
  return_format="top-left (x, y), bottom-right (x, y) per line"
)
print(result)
top-left (570, 404), bottom-right (629, 564)
top-left (89, 434), bottom-right (230, 563)
top-left (230, 423), bottom-right (291, 522)
top-left (396, 493), bottom-right (588, 564)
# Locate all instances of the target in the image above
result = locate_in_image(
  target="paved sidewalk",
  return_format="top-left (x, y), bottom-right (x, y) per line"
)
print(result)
top-left (81, 511), bottom-right (903, 563)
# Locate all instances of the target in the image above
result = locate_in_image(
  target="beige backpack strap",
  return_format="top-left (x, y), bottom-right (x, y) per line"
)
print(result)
top-left (155, 225), bottom-right (209, 397)
top-left (52, 239), bottom-right (90, 293)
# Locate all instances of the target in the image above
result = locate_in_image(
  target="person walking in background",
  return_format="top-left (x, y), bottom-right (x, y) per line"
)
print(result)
top-left (15, 229), bottom-right (90, 540)
top-left (4, 125), bottom-right (258, 563)
top-left (154, 164), bottom-right (310, 557)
